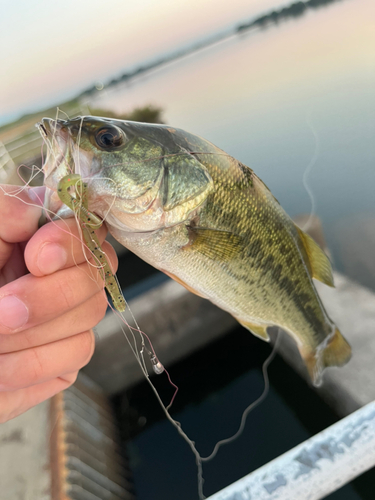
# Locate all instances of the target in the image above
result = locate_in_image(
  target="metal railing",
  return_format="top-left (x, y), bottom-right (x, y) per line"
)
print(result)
top-left (207, 400), bottom-right (375, 500)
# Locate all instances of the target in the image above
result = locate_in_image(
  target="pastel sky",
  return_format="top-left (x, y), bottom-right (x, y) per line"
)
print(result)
top-left (0, 0), bottom-right (285, 124)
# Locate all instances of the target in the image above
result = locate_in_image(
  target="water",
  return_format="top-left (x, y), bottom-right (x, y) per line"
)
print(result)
top-left (114, 327), bottom-right (375, 499)
top-left (89, 0), bottom-right (375, 291)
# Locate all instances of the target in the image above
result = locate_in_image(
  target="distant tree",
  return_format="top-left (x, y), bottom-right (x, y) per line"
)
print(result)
top-left (288, 2), bottom-right (307, 16)
top-left (253, 15), bottom-right (268, 27)
top-left (126, 105), bottom-right (165, 123)
top-left (237, 0), bottom-right (342, 33)
top-left (308, 0), bottom-right (339, 7)
top-left (90, 105), bottom-right (165, 124)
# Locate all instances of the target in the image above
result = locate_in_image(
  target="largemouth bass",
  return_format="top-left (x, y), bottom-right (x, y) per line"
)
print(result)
top-left (39, 116), bottom-right (351, 385)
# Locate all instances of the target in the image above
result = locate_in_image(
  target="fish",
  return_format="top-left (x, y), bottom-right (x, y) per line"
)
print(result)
top-left (39, 116), bottom-right (351, 386)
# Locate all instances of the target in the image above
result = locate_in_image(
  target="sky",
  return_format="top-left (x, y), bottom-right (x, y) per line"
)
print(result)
top-left (0, 0), bottom-right (286, 125)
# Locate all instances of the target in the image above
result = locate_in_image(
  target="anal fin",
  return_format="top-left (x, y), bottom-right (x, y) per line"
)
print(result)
top-left (322, 327), bottom-right (352, 368)
top-left (236, 318), bottom-right (270, 342)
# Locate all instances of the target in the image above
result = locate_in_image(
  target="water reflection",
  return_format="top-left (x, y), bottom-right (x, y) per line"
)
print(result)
top-left (88, 0), bottom-right (375, 290)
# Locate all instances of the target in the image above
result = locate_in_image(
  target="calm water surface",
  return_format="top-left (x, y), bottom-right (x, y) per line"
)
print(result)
top-left (116, 327), bottom-right (373, 500)
top-left (89, 0), bottom-right (375, 290)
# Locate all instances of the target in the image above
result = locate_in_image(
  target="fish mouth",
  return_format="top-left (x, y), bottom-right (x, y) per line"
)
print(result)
top-left (38, 118), bottom-right (75, 221)
top-left (38, 118), bottom-right (70, 180)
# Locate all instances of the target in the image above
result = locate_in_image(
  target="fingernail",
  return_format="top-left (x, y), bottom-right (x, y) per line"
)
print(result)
top-left (0, 296), bottom-right (29, 330)
top-left (38, 243), bottom-right (68, 274)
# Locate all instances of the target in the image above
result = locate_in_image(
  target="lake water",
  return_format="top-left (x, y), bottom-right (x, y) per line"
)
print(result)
top-left (88, 0), bottom-right (375, 292)
top-left (114, 326), bottom-right (374, 500)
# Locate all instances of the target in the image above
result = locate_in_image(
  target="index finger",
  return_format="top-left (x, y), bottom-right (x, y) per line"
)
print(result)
top-left (24, 217), bottom-right (109, 277)
top-left (0, 185), bottom-right (43, 243)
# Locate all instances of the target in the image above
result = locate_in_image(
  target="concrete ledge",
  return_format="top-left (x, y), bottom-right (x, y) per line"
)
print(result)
top-left (84, 279), bottom-right (236, 395)
top-left (0, 401), bottom-right (51, 500)
top-left (0, 373), bottom-right (129, 500)
top-left (84, 272), bottom-right (375, 419)
top-left (277, 272), bottom-right (375, 417)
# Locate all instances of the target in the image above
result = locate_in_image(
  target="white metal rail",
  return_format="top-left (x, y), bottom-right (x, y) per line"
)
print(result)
top-left (207, 401), bottom-right (375, 500)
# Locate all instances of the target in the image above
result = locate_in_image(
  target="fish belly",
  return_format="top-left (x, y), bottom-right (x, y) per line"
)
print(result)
top-left (109, 222), bottom-right (320, 340)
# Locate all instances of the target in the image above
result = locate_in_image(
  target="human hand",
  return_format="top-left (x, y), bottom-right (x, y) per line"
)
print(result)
top-left (0, 185), bottom-right (117, 423)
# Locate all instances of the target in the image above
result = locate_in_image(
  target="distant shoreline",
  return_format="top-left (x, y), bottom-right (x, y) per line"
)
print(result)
top-left (0, 0), bottom-right (345, 130)
top-left (79, 0), bottom-right (344, 99)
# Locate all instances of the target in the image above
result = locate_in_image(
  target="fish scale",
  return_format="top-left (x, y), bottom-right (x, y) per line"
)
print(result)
top-left (39, 116), bottom-right (351, 386)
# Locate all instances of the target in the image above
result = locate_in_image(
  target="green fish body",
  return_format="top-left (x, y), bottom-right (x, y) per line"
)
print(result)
top-left (40, 116), bottom-right (351, 385)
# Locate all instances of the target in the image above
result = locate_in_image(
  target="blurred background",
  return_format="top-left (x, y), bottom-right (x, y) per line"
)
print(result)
top-left (1, 0), bottom-right (374, 290)
top-left (1, 0), bottom-right (375, 499)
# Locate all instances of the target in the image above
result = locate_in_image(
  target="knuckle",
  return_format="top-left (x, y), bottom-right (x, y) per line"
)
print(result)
top-left (56, 277), bottom-right (76, 310)
top-left (69, 292), bottom-right (107, 334)
top-left (59, 370), bottom-right (78, 387)
top-left (0, 354), bottom-right (14, 389)
top-left (29, 347), bottom-right (44, 384)
top-left (0, 402), bottom-right (18, 424)
top-left (0, 348), bottom-right (43, 390)
top-left (77, 330), bottom-right (95, 366)
top-left (0, 410), bottom-right (11, 425)
top-left (93, 292), bottom-right (108, 324)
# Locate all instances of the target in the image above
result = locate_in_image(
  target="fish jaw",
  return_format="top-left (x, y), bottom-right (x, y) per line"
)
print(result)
top-left (38, 118), bottom-right (70, 220)
top-left (38, 118), bottom-right (98, 221)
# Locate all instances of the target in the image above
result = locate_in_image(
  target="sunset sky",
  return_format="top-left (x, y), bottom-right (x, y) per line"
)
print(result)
top-left (0, 0), bottom-right (285, 125)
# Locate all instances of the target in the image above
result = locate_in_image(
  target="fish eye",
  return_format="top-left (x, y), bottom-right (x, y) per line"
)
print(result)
top-left (95, 126), bottom-right (125, 150)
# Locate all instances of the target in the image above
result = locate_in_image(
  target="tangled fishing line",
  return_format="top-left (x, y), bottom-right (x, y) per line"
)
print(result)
top-left (1, 108), bottom-right (287, 500)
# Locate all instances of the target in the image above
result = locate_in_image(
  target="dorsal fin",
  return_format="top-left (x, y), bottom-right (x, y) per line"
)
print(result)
top-left (252, 173), bottom-right (280, 205)
top-left (296, 226), bottom-right (334, 287)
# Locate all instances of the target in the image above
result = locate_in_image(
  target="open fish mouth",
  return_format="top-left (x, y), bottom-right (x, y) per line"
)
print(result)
top-left (37, 118), bottom-right (75, 221)
top-left (38, 119), bottom-right (70, 178)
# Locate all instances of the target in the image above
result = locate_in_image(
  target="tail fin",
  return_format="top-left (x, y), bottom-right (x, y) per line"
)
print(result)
top-left (299, 328), bottom-right (352, 386)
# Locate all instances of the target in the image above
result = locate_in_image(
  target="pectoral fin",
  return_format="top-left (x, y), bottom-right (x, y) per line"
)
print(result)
top-left (296, 226), bottom-right (334, 287)
top-left (236, 318), bottom-right (270, 342)
top-left (184, 226), bottom-right (242, 262)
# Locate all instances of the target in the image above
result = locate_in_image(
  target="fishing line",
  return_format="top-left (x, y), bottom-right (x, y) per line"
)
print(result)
top-left (45, 137), bottom-right (278, 499)
top-left (132, 329), bottom-right (280, 500)
top-left (0, 180), bottom-right (111, 299)
top-left (302, 108), bottom-right (320, 232)
top-left (1, 121), bottom-right (157, 391)
top-left (3, 116), bottom-right (280, 500)
top-left (75, 116), bottom-right (85, 178)
top-left (104, 273), bottom-right (279, 500)
top-left (16, 162), bottom-right (41, 187)
top-left (201, 330), bottom-right (280, 463)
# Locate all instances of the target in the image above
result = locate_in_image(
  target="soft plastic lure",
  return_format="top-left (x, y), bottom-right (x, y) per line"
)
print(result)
top-left (57, 174), bottom-right (126, 312)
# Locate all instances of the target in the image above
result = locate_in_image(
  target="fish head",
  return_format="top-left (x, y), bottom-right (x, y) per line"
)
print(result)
top-left (39, 116), bottom-right (214, 231)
